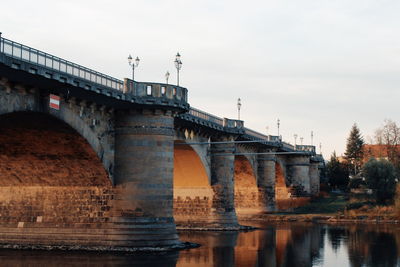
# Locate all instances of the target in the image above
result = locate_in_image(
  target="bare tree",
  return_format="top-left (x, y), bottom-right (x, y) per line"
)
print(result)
top-left (374, 119), bottom-right (400, 172)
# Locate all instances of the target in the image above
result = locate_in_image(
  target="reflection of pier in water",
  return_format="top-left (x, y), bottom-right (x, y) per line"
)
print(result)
top-left (2, 224), bottom-right (400, 266)
top-left (177, 224), bottom-right (324, 267)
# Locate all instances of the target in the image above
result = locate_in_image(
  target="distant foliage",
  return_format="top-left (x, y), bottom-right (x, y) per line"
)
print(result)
top-left (363, 158), bottom-right (396, 204)
top-left (345, 123), bottom-right (364, 175)
top-left (326, 152), bottom-right (349, 190)
top-left (374, 119), bottom-right (400, 176)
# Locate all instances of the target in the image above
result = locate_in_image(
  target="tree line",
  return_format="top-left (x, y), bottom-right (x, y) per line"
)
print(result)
top-left (327, 120), bottom-right (400, 203)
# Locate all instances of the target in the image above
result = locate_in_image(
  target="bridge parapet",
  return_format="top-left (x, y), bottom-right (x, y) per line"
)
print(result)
top-left (295, 145), bottom-right (316, 154)
top-left (123, 78), bottom-right (188, 109)
top-left (0, 35), bottom-right (189, 111)
top-left (223, 118), bottom-right (243, 129)
top-left (179, 107), bottom-right (244, 133)
top-left (281, 141), bottom-right (295, 151)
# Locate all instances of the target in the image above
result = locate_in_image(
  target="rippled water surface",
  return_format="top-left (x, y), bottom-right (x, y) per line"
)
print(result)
top-left (1, 222), bottom-right (400, 266)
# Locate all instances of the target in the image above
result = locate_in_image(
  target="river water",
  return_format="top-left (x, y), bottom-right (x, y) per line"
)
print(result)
top-left (0, 222), bottom-right (399, 266)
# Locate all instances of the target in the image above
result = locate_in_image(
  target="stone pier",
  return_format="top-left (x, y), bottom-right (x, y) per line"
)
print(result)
top-left (113, 109), bottom-right (181, 247)
top-left (209, 139), bottom-right (240, 229)
top-left (257, 151), bottom-right (277, 212)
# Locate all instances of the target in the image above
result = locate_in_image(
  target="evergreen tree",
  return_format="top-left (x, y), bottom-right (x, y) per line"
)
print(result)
top-left (326, 152), bottom-right (349, 190)
top-left (345, 123), bottom-right (364, 175)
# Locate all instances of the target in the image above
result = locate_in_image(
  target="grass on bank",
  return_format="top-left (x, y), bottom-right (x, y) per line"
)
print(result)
top-left (275, 191), bottom-right (397, 220)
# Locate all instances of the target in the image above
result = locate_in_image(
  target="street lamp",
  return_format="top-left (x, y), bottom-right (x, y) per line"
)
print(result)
top-left (300, 137), bottom-right (304, 145)
top-left (174, 52), bottom-right (182, 86)
top-left (128, 54), bottom-right (140, 81)
top-left (311, 131), bottom-right (314, 146)
top-left (294, 134), bottom-right (298, 146)
top-left (237, 98), bottom-right (242, 120)
top-left (277, 119), bottom-right (280, 137)
top-left (165, 71), bottom-right (170, 84)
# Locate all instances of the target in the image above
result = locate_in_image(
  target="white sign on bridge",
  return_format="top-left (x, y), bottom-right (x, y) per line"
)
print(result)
top-left (49, 94), bottom-right (60, 110)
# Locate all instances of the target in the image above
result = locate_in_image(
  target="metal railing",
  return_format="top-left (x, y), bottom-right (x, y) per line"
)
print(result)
top-left (244, 128), bottom-right (268, 140)
top-left (0, 36), bottom-right (124, 90)
top-left (281, 141), bottom-right (295, 150)
top-left (295, 145), bottom-right (316, 153)
top-left (188, 107), bottom-right (224, 126)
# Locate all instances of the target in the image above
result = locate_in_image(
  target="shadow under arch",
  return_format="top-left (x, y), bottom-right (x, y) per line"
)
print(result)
top-left (0, 111), bottom-right (115, 242)
top-left (234, 155), bottom-right (260, 215)
top-left (173, 141), bottom-right (213, 224)
top-left (0, 111), bottom-right (110, 186)
top-left (275, 160), bottom-right (310, 210)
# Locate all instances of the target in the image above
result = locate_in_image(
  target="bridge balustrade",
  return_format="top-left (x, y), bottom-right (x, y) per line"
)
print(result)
top-left (188, 107), bottom-right (224, 126)
top-left (295, 145), bottom-right (316, 153)
top-left (0, 36), bottom-right (123, 91)
top-left (223, 118), bottom-right (243, 129)
top-left (123, 78), bottom-right (188, 103)
top-left (281, 141), bottom-right (295, 151)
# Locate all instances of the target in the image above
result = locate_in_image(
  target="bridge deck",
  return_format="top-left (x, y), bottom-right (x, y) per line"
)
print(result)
top-left (0, 34), bottom-right (321, 158)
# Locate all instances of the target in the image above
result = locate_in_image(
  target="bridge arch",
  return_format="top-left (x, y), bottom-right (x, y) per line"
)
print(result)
top-left (173, 141), bottom-right (213, 224)
top-left (0, 111), bottom-right (115, 239)
top-left (275, 158), bottom-right (310, 210)
top-left (234, 155), bottom-right (260, 215)
top-left (0, 111), bottom-right (110, 186)
top-left (0, 84), bottom-right (114, 180)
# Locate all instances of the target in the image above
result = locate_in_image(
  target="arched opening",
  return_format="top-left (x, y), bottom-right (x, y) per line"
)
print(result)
top-left (234, 155), bottom-right (259, 215)
top-left (275, 162), bottom-right (310, 210)
top-left (173, 141), bottom-right (212, 223)
top-left (0, 112), bottom-right (110, 186)
top-left (0, 112), bottom-right (112, 228)
top-left (275, 162), bottom-right (291, 210)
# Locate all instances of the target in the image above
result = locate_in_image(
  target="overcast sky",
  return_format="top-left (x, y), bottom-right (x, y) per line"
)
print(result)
top-left (2, 0), bottom-right (400, 159)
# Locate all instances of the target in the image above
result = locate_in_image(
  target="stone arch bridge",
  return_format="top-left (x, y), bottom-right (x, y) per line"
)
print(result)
top-left (0, 34), bottom-right (324, 250)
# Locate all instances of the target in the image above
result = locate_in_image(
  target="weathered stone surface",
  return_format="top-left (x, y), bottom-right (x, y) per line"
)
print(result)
top-left (309, 162), bottom-right (320, 196)
top-left (257, 153), bottom-right (277, 212)
top-left (234, 155), bottom-right (262, 215)
top-left (208, 140), bottom-right (240, 228)
top-left (113, 109), bottom-right (181, 247)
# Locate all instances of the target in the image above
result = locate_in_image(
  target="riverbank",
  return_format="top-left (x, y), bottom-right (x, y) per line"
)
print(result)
top-left (239, 192), bottom-right (400, 224)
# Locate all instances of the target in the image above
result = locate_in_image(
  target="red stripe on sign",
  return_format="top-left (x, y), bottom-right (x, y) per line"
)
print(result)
top-left (50, 94), bottom-right (60, 101)
top-left (49, 94), bottom-right (60, 110)
top-left (49, 103), bottom-right (59, 110)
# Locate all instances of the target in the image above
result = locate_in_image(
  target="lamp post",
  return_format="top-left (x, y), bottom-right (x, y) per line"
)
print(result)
top-left (311, 131), bottom-right (314, 146)
top-left (237, 98), bottom-right (242, 120)
top-left (174, 52), bottom-right (182, 86)
top-left (319, 143), bottom-right (322, 154)
top-left (165, 71), bottom-right (170, 84)
top-left (300, 137), bottom-right (304, 145)
top-left (277, 119), bottom-right (280, 137)
top-left (128, 54), bottom-right (140, 81)
top-left (294, 134), bottom-right (298, 146)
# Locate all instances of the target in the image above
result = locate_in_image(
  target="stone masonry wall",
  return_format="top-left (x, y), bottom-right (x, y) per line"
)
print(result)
top-left (234, 155), bottom-right (261, 215)
top-left (0, 186), bottom-right (114, 227)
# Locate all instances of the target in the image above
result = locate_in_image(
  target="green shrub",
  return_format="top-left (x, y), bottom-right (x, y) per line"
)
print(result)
top-left (363, 158), bottom-right (397, 204)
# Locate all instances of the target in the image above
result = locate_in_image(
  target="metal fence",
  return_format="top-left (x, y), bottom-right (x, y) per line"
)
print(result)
top-left (0, 36), bottom-right (124, 91)
top-left (189, 107), bottom-right (224, 126)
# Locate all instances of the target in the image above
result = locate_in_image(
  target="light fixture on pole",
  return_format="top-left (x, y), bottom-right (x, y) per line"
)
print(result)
top-left (266, 126), bottom-right (269, 135)
top-left (319, 143), bottom-right (322, 154)
top-left (128, 54), bottom-right (140, 81)
top-left (311, 131), bottom-right (314, 146)
top-left (174, 52), bottom-right (182, 86)
top-left (165, 71), bottom-right (170, 84)
top-left (300, 137), bottom-right (304, 145)
top-left (237, 98), bottom-right (242, 120)
top-left (277, 119), bottom-right (280, 137)
top-left (294, 134), bottom-right (298, 146)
